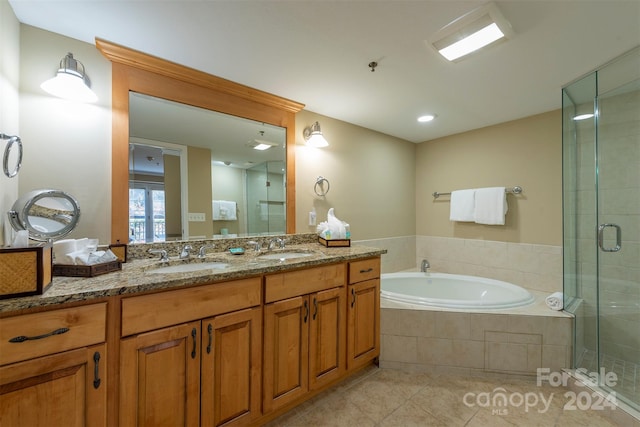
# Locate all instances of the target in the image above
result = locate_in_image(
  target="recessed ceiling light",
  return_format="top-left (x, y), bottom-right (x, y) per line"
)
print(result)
top-left (418, 114), bottom-right (436, 123)
top-left (573, 113), bottom-right (594, 121)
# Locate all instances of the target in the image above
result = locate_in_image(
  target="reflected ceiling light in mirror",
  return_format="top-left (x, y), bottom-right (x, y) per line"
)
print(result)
top-left (303, 121), bottom-right (329, 148)
top-left (250, 140), bottom-right (277, 150)
top-left (430, 2), bottom-right (513, 62)
top-left (417, 114), bottom-right (436, 123)
top-left (573, 113), bottom-right (594, 121)
top-left (41, 52), bottom-right (98, 103)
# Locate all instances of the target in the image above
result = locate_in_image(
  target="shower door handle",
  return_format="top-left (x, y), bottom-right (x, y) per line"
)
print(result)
top-left (598, 224), bottom-right (622, 252)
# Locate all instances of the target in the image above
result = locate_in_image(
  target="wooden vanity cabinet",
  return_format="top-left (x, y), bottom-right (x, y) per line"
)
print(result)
top-left (262, 264), bottom-right (347, 414)
top-left (347, 258), bottom-right (381, 370)
top-left (119, 278), bottom-right (262, 427)
top-left (0, 303), bottom-right (108, 427)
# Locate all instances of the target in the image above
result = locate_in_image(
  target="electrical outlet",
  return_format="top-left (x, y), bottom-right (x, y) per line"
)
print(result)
top-left (188, 212), bottom-right (206, 222)
top-left (309, 211), bottom-right (316, 226)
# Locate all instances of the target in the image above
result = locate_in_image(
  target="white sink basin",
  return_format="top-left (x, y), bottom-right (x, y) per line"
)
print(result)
top-left (258, 251), bottom-right (314, 260)
top-left (147, 262), bottom-right (229, 274)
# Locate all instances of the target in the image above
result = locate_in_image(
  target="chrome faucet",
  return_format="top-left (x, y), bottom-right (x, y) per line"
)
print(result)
top-left (179, 244), bottom-right (193, 260)
top-left (148, 248), bottom-right (169, 262)
top-left (197, 244), bottom-right (215, 259)
top-left (247, 240), bottom-right (263, 252)
top-left (268, 237), bottom-right (285, 250)
top-left (420, 259), bottom-right (430, 273)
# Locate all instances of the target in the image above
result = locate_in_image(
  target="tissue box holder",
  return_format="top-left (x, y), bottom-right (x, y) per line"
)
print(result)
top-left (318, 237), bottom-right (351, 247)
top-left (0, 244), bottom-right (53, 299)
top-left (53, 260), bottom-right (122, 277)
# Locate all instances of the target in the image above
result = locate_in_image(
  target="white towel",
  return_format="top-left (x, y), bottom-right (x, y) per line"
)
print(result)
top-left (474, 187), bottom-right (508, 225)
top-left (212, 200), bottom-right (237, 220)
top-left (449, 189), bottom-right (476, 222)
top-left (545, 292), bottom-right (564, 311)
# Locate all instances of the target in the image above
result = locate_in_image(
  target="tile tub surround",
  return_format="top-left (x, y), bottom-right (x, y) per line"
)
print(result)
top-left (379, 293), bottom-right (573, 377)
top-left (417, 235), bottom-right (563, 294)
top-left (355, 235), bottom-right (416, 274)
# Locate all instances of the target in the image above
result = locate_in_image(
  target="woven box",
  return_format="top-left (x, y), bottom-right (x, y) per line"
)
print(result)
top-left (318, 237), bottom-right (351, 247)
top-left (53, 260), bottom-right (122, 277)
top-left (0, 244), bottom-right (53, 299)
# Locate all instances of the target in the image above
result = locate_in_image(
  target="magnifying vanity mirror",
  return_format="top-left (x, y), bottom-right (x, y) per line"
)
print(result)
top-left (96, 39), bottom-right (304, 246)
top-left (8, 189), bottom-right (81, 241)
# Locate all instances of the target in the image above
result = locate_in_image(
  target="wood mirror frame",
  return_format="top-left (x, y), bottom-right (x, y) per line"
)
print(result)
top-left (96, 39), bottom-right (304, 245)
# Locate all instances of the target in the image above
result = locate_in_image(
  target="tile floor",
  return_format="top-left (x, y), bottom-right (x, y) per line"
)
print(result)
top-left (581, 349), bottom-right (640, 408)
top-left (267, 366), bottom-right (627, 426)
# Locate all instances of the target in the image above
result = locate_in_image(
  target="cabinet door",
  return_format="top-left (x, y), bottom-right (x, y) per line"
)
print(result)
top-left (309, 287), bottom-right (346, 390)
top-left (0, 343), bottom-right (106, 427)
top-left (119, 321), bottom-right (200, 427)
top-left (347, 279), bottom-right (380, 370)
top-left (201, 307), bottom-right (262, 427)
top-left (263, 296), bottom-right (309, 413)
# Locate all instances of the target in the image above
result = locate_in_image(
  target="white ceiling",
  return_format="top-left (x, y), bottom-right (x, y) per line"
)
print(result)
top-left (9, 0), bottom-right (640, 143)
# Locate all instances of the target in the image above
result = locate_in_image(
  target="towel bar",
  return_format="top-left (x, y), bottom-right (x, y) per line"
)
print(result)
top-left (432, 186), bottom-right (522, 199)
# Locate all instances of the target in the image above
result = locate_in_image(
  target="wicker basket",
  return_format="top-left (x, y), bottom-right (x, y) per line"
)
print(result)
top-left (0, 244), bottom-right (53, 299)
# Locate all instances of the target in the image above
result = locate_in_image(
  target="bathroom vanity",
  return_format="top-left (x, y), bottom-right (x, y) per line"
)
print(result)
top-left (0, 237), bottom-right (384, 426)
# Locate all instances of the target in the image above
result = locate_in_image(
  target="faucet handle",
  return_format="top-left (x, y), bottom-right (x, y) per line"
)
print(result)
top-left (247, 240), bottom-right (262, 252)
top-left (148, 248), bottom-right (169, 262)
top-left (197, 244), bottom-right (215, 259)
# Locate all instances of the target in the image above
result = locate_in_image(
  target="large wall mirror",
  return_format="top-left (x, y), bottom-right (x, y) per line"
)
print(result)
top-left (96, 39), bottom-right (303, 245)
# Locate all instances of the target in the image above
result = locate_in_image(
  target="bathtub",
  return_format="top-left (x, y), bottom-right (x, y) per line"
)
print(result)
top-left (381, 272), bottom-right (535, 310)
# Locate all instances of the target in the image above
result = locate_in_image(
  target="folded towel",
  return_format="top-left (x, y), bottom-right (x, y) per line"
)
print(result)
top-left (212, 200), bottom-right (237, 220)
top-left (474, 187), bottom-right (508, 225)
top-left (545, 292), bottom-right (564, 311)
top-left (449, 189), bottom-right (476, 222)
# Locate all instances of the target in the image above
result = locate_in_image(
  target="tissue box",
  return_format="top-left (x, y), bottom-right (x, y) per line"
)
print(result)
top-left (53, 260), bottom-right (122, 277)
top-left (0, 244), bottom-right (53, 299)
top-left (318, 237), bottom-right (351, 247)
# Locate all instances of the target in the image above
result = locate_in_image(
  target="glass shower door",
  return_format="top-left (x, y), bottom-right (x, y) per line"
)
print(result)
top-left (595, 73), bottom-right (640, 409)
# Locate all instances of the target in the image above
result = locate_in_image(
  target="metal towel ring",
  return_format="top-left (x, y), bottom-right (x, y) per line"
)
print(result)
top-left (314, 176), bottom-right (330, 196)
top-left (1, 133), bottom-right (23, 178)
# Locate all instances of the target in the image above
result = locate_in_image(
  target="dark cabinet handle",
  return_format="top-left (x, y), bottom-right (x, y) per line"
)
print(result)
top-left (313, 298), bottom-right (318, 320)
top-left (360, 268), bottom-right (373, 273)
top-left (9, 327), bottom-right (69, 343)
top-left (93, 351), bottom-right (101, 389)
top-left (191, 328), bottom-right (197, 359)
top-left (303, 300), bottom-right (309, 323)
top-left (351, 288), bottom-right (356, 308)
top-left (206, 324), bottom-right (213, 354)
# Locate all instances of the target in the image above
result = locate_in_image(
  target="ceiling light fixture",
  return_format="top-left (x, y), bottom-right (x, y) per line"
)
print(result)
top-left (429, 2), bottom-right (513, 62)
top-left (41, 52), bottom-right (98, 103)
top-left (418, 114), bottom-right (436, 123)
top-left (250, 139), bottom-right (277, 151)
top-left (303, 121), bottom-right (329, 148)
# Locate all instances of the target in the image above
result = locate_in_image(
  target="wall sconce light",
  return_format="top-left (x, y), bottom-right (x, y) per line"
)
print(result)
top-left (429, 2), bottom-right (513, 62)
top-left (303, 121), bottom-right (329, 148)
top-left (41, 52), bottom-right (98, 103)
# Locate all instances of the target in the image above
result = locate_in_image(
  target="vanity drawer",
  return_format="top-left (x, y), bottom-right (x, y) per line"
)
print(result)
top-left (0, 303), bottom-right (107, 366)
top-left (121, 277), bottom-right (262, 336)
top-left (348, 258), bottom-right (381, 284)
top-left (265, 263), bottom-right (346, 303)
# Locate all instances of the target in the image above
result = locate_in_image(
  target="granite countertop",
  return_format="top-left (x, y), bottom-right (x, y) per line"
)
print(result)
top-left (1, 242), bottom-right (386, 314)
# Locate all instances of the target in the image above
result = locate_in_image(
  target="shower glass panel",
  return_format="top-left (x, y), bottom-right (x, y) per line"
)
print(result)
top-left (563, 46), bottom-right (640, 412)
top-left (245, 161), bottom-right (286, 235)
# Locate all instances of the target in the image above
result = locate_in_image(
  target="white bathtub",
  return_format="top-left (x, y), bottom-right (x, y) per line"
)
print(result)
top-left (381, 272), bottom-right (535, 310)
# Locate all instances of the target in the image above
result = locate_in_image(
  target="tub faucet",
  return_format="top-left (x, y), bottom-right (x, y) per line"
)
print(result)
top-left (421, 259), bottom-right (430, 273)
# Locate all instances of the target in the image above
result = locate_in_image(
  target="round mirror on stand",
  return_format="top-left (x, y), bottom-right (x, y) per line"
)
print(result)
top-left (8, 189), bottom-right (81, 241)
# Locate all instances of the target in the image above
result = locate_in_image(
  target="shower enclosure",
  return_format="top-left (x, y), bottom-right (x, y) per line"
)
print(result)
top-left (563, 46), bottom-right (640, 412)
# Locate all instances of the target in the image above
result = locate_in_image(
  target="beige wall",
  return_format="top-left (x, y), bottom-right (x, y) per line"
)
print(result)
top-left (211, 164), bottom-right (245, 235)
top-left (18, 25), bottom-right (112, 243)
top-left (0, 0), bottom-right (20, 245)
top-left (187, 145), bottom-right (213, 238)
top-left (416, 110), bottom-right (562, 245)
top-left (295, 110), bottom-right (416, 240)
